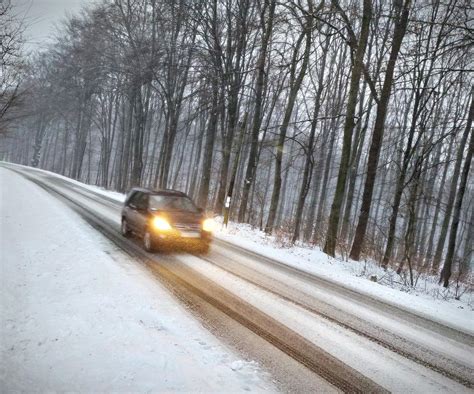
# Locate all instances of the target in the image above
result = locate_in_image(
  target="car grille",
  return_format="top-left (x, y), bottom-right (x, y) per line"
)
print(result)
top-left (174, 223), bottom-right (201, 231)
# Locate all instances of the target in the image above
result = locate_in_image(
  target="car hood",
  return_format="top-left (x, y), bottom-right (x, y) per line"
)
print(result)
top-left (152, 210), bottom-right (203, 225)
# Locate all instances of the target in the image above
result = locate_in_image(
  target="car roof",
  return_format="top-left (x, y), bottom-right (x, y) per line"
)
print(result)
top-left (129, 187), bottom-right (187, 197)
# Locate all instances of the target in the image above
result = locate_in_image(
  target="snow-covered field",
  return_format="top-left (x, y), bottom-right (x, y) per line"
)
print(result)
top-left (0, 167), bottom-right (275, 391)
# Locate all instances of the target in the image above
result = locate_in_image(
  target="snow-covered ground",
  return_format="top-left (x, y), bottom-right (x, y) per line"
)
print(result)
top-left (83, 179), bottom-right (474, 334)
top-left (3, 163), bottom-right (473, 334)
top-left (216, 221), bottom-right (473, 335)
top-left (0, 167), bottom-right (275, 391)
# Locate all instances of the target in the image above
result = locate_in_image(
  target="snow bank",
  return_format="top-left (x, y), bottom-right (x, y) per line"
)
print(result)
top-left (3, 162), bottom-right (471, 334)
top-left (215, 220), bottom-right (473, 335)
top-left (0, 167), bottom-right (274, 392)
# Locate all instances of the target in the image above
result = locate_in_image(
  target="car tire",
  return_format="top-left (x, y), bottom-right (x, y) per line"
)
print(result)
top-left (121, 218), bottom-right (131, 237)
top-left (143, 230), bottom-right (157, 252)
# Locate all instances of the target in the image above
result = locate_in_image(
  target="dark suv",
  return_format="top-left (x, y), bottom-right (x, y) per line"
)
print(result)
top-left (121, 187), bottom-right (215, 253)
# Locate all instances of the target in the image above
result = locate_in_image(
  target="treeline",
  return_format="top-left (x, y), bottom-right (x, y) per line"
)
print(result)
top-left (0, 0), bottom-right (25, 134)
top-left (2, 0), bottom-right (473, 287)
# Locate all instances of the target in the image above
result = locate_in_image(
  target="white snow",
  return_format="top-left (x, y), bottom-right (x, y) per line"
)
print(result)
top-left (180, 254), bottom-right (470, 393)
top-left (0, 167), bottom-right (275, 392)
top-left (1, 162), bottom-right (126, 203)
top-left (215, 220), bottom-right (474, 335)
top-left (3, 162), bottom-right (472, 336)
top-left (207, 242), bottom-right (473, 368)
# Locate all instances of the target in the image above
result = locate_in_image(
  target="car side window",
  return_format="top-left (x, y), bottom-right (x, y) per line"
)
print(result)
top-left (127, 192), bottom-right (140, 207)
top-left (136, 193), bottom-right (148, 210)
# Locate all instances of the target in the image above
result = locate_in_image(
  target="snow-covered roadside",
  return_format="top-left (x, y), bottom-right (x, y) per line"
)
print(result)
top-left (216, 220), bottom-right (473, 335)
top-left (80, 173), bottom-right (474, 334)
top-left (1, 162), bottom-right (126, 203)
top-left (3, 162), bottom-right (472, 335)
top-left (0, 167), bottom-right (275, 392)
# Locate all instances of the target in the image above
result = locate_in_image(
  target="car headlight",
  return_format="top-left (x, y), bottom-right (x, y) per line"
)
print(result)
top-left (152, 217), bottom-right (172, 231)
top-left (202, 218), bottom-right (216, 232)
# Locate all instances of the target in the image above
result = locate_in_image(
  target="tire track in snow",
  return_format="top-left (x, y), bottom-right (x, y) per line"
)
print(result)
top-left (5, 165), bottom-right (384, 393)
top-left (4, 163), bottom-right (472, 390)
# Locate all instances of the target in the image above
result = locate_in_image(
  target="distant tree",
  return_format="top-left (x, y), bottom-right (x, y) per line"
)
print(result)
top-left (350, 0), bottom-right (412, 261)
top-left (323, 0), bottom-right (372, 257)
top-left (292, 33), bottom-right (330, 243)
top-left (238, 0), bottom-right (276, 222)
top-left (381, 0), bottom-right (461, 268)
top-left (0, 0), bottom-right (25, 134)
top-left (265, 0), bottom-right (316, 234)
top-left (440, 88), bottom-right (473, 287)
top-left (3, 0), bottom-right (472, 289)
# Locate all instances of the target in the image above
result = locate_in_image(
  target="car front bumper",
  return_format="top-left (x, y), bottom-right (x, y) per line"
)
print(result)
top-left (152, 228), bottom-right (212, 243)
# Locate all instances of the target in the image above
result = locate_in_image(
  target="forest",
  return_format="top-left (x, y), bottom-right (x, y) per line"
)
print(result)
top-left (1, 0), bottom-right (473, 288)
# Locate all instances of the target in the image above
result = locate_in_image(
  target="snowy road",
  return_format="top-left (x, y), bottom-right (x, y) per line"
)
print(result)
top-left (0, 166), bottom-right (277, 392)
top-left (2, 163), bottom-right (473, 393)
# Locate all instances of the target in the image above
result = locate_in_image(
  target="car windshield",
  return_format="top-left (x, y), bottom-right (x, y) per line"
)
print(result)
top-left (149, 195), bottom-right (199, 213)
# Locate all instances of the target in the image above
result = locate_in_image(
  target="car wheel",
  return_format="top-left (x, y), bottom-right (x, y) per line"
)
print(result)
top-left (121, 218), bottom-right (131, 237)
top-left (143, 230), bottom-right (157, 252)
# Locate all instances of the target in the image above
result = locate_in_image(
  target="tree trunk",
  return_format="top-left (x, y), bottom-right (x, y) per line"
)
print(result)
top-left (440, 89), bottom-right (473, 287)
top-left (323, 0), bottom-right (372, 257)
top-left (238, 0), bottom-right (276, 222)
top-left (350, 0), bottom-right (411, 261)
top-left (292, 37), bottom-right (330, 243)
top-left (31, 115), bottom-right (47, 168)
top-left (266, 17), bottom-right (313, 234)
top-left (223, 113), bottom-right (248, 226)
top-left (432, 93), bottom-right (473, 272)
top-left (197, 81), bottom-right (219, 208)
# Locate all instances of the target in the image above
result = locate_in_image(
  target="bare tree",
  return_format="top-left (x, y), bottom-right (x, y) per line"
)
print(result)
top-left (350, 0), bottom-right (412, 261)
top-left (0, 0), bottom-right (25, 134)
top-left (323, 0), bottom-right (372, 257)
top-left (3, 0), bottom-right (472, 290)
top-left (440, 88), bottom-right (473, 287)
top-left (265, 0), bottom-right (317, 234)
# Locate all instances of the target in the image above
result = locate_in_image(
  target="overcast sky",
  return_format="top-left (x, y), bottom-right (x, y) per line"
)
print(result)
top-left (18, 0), bottom-right (92, 52)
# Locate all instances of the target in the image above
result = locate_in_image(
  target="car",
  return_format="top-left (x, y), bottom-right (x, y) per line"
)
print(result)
top-left (120, 187), bottom-right (215, 253)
